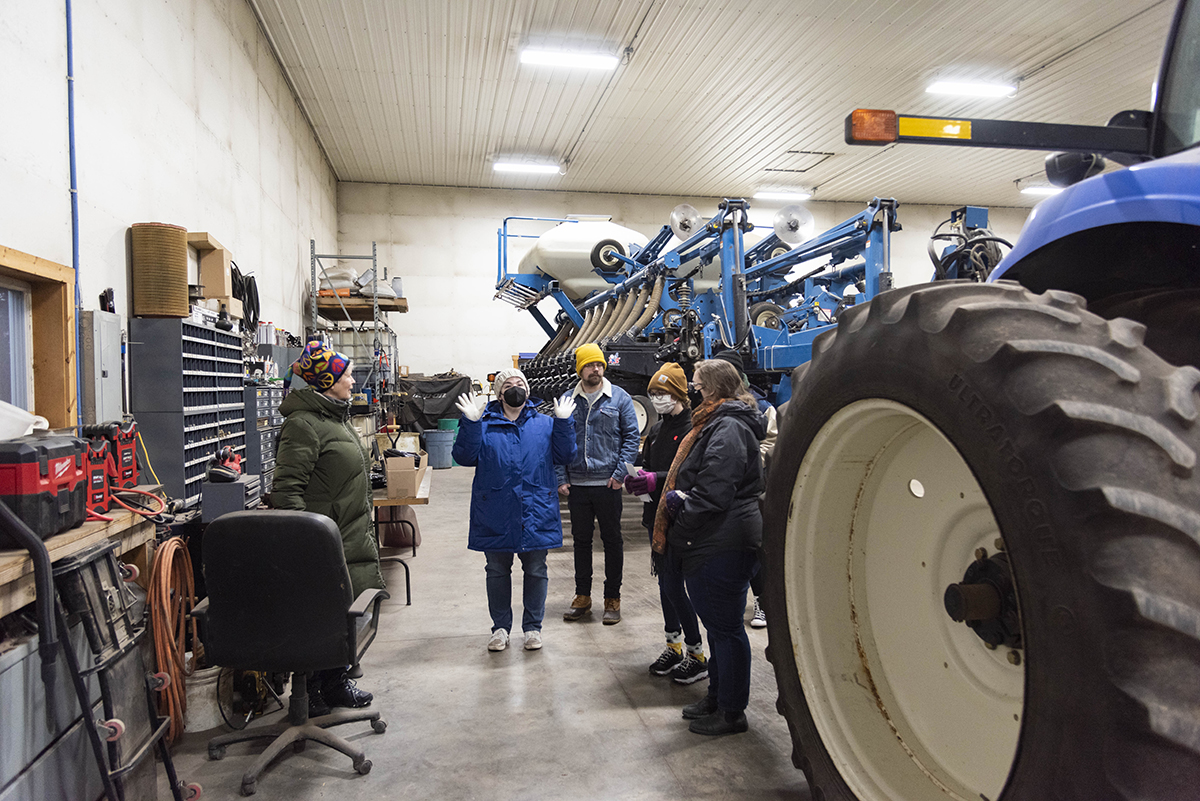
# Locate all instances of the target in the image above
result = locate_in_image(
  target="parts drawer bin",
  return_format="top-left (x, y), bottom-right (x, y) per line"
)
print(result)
top-left (0, 434), bottom-right (87, 544)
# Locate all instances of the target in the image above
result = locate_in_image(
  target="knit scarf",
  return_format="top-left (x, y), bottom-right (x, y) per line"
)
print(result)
top-left (651, 398), bottom-right (728, 554)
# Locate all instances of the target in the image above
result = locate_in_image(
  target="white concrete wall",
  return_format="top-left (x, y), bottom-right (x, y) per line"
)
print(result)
top-left (339, 183), bottom-right (1029, 387)
top-left (0, 0), bottom-right (336, 333)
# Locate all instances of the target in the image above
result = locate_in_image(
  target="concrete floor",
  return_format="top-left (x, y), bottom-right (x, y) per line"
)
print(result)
top-left (164, 466), bottom-right (812, 800)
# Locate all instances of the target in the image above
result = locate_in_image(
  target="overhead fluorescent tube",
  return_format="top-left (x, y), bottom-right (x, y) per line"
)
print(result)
top-left (927, 81), bottom-right (1016, 98)
top-left (1020, 186), bottom-right (1062, 196)
top-left (493, 162), bottom-right (561, 174)
top-left (520, 50), bottom-right (619, 70)
top-left (754, 191), bottom-right (812, 201)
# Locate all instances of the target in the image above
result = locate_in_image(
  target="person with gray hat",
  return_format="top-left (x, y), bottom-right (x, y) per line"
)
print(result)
top-left (452, 369), bottom-right (576, 652)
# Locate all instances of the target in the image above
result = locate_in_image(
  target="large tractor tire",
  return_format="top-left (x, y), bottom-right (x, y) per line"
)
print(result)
top-left (762, 281), bottom-right (1200, 801)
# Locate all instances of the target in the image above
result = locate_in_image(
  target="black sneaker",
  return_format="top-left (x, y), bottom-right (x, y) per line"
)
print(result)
top-left (306, 678), bottom-right (331, 718)
top-left (671, 654), bottom-right (709, 685)
top-left (649, 647), bottom-right (685, 676)
top-left (689, 709), bottom-right (748, 736)
top-left (323, 676), bottom-right (374, 709)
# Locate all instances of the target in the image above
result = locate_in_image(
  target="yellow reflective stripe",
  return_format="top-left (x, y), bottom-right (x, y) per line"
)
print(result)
top-left (898, 117), bottom-right (972, 140)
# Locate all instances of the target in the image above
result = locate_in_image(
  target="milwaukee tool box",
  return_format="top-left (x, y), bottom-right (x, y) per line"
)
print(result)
top-left (0, 435), bottom-right (87, 545)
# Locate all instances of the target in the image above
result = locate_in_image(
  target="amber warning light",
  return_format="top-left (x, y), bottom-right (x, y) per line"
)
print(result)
top-left (846, 109), bottom-right (898, 145)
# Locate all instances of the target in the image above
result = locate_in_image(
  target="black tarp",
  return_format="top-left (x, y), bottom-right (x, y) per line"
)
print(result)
top-left (397, 374), bottom-right (472, 430)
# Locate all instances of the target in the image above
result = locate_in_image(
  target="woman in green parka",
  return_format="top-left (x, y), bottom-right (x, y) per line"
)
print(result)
top-left (269, 339), bottom-right (383, 716)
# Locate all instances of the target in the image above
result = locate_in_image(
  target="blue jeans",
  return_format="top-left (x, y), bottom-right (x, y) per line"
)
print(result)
top-left (484, 550), bottom-right (548, 633)
top-left (684, 549), bottom-right (759, 712)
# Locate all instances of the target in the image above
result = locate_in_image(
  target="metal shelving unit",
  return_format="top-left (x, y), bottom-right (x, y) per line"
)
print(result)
top-left (130, 318), bottom-right (246, 507)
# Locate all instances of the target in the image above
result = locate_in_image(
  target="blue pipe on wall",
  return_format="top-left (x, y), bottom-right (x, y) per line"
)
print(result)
top-left (66, 0), bottom-right (83, 427)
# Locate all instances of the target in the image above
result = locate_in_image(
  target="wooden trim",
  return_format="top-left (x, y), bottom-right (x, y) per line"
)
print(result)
top-left (0, 245), bottom-right (77, 428)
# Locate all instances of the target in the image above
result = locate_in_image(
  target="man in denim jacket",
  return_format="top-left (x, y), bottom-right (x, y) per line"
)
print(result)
top-left (557, 343), bottom-right (640, 625)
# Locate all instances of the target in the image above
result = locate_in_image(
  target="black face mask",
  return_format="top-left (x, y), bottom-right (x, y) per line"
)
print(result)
top-left (688, 389), bottom-right (704, 408)
top-left (502, 386), bottom-right (528, 407)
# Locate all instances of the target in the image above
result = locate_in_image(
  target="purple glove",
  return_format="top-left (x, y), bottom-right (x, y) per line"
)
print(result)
top-left (664, 489), bottom-right (688, 517)
top-left (623, 469), bottom-right (657, 495)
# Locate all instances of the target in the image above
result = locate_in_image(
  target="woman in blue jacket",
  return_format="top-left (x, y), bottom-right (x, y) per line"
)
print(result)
top-left (452, 368), bottom-right (576, 652)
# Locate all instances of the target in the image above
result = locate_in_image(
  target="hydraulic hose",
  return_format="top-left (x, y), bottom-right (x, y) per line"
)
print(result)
top-left (150, 536), bottom-right (196, 744)
top-left (619, 283), bottom-right (651, 335)
top-left (597, 296), bottom-right (633, 342)
top-left (567, 307), bottom-right (597, 350)
top-left (629, 276), bottom-right (665, 334)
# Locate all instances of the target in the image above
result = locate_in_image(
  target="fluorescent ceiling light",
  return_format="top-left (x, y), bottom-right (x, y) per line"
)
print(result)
top-left (493, 162), bottom-right (561, 174)
top-left (754, 190), bottom-right (812, 201)
top-left (1020, 186), bottom-right (1062, 196)
top-left (927, 81), bottom-right (1016, 98)
top-left (520, 50), bottom-right (619, 70)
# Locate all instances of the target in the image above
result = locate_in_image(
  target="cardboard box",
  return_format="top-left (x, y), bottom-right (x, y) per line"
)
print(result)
top-left (188, 231), bottom-right (226, 252)
top-left (387, 450), bottom-right (427, 499)
top-left (199, 247), bottom-right (233, 297)
top-left (203, 295), bottom-right (243, 319)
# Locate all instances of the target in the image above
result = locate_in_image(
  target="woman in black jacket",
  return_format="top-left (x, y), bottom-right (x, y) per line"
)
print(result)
top-left (624, 363), bottom-right (708, 684)
top-left (655, 358), bottom-right (765, 736)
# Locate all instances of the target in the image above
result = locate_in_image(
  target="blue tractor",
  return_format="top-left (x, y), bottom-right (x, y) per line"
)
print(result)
top-left (761, 2), bottom-right (1200, 800)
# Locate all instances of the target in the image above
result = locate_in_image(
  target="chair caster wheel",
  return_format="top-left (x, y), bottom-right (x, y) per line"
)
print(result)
top-left (372, 719), bottom-right (387, 734)
top-left (241, 780), bottom-right (256, 796)
top-left (208, 745), bottom-right (225, 761)
top-left (355, 758), bottom-right (372, 775)
top-left (183, 782), bottom-right (203, 800)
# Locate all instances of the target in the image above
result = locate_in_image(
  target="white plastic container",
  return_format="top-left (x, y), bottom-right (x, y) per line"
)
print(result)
top-left (184, 665), bottom-right (224, 732)
top-left (518, 221), bottom-right (649, 299)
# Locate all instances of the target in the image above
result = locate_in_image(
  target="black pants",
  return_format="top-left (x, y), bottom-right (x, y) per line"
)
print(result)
top-left (567, 484), bottom-right (624, 599)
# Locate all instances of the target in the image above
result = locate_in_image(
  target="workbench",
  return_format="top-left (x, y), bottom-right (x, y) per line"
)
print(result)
top-left (0, 491), bottom-right (159, 619)
top-left (371, 468), bottom-right (431, 606)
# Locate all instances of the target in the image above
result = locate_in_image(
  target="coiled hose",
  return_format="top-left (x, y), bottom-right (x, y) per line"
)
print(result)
top-left (150, 536), bottom-right (197, 744)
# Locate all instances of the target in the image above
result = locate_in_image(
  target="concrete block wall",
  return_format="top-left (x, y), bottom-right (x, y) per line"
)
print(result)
top-left (0, 0), bottom-right (336, 334)
top-left (338, 183), bottom-right (1029, 387)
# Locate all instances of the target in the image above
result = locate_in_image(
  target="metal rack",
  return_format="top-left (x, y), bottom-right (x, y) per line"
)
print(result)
top-left (308, 241), bottom-right (403, 410)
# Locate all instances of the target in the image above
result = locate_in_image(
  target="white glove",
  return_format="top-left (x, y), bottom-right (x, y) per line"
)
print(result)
top-left (455, 392), bottom-right (482, 422)
top-left (553, 395), bottom-right (575, 419)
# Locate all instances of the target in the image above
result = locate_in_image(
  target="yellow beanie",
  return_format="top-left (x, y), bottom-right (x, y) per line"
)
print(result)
top-left (575, 343), bottom-right (605, 375)
top-left (648, 362), bottom-right (688, 402)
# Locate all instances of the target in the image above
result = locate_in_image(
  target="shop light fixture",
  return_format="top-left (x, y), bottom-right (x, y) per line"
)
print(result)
top-left (493, 161), bottom-right (562, 175)
top-left (753, 190), bottom-right (812, 201)
top-left (1020, 186), bottom-right (1062, 196)
top-left (927, 81), bottom-right (1016, 98)
top-left (520, 49), bottom-right (619, 70)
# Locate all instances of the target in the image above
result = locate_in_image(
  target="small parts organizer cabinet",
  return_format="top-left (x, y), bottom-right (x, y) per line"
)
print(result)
top-left (243, 384), bottom-right (284, 493)
top-left (130, 318), bottom-right (246, 507)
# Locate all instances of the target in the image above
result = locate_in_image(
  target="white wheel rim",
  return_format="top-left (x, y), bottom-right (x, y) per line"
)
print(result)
top-left (783, 399), bottom-right (1022, 801)
top-left (630, 396), bottom-right (649, 433)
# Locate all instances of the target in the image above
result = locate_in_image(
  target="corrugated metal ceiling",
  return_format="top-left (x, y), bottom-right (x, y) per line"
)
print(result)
top-left (250, 0), bottom-right (1175, 207)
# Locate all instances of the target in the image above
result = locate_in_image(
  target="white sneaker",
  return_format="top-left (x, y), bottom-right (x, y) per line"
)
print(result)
top-left (523, 630), bottom-right (543, 650)
top-left (750, 599), bottom-right (767, 629)
top-left (487, 629), bottom-right (510, 651)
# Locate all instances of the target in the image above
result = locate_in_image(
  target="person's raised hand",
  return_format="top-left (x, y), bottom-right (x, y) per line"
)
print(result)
top-left (623, 469), bottom-right (656, 496)
top-left (455, 392), bottom-right (482, 422)
top-left (553, 395), bottom-right (575, 419)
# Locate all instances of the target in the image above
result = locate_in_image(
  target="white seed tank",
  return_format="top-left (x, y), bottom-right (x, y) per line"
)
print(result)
top-left (518, 221), bottom-right (649, 300)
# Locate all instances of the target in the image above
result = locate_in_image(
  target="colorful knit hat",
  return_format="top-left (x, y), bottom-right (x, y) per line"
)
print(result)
top-left (287, 340), bottom-right (351, 393)
top-left (575, 343), bottom-right (605, 375)
top-left (647, 362), bottom-right (688, 402)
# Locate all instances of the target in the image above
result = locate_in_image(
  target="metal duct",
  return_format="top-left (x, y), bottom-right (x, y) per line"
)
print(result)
top-left (629, 276), bottom-right (665, 334)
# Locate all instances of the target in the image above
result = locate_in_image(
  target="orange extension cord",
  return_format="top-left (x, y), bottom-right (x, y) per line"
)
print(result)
top-left (149, 536), bottom-right (197, 744)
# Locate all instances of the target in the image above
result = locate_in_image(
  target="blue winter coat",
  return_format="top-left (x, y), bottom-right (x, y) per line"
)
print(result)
top-left (452, 400), bottom-right (577, 553)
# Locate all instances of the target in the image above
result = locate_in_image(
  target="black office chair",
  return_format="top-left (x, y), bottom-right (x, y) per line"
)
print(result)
top-left (192, 511), bottom-right (389, 796)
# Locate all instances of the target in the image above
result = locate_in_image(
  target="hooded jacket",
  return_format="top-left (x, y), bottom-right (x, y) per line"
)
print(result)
top-left (667, 400), bottom-right (766, 573)
top-left (452, 399), bottom-right (576, 552)
top-left (269, 387), bottom-right (384, 597)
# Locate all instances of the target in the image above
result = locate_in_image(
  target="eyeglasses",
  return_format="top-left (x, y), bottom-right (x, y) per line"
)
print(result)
top-left (690, 382), bottom-right (704, 391)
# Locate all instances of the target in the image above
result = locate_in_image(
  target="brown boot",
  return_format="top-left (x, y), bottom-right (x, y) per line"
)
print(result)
top-left (563, 595), bottom-right (591, 621)
top-left (603, 598), bottom-right (621, 625)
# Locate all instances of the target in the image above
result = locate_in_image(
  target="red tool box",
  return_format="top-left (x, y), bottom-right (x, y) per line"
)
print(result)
top-left (84, 437), bottom-right (113, 514)
top-left (0, 434), bottom-right (87, 545)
